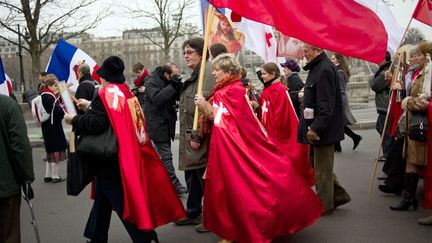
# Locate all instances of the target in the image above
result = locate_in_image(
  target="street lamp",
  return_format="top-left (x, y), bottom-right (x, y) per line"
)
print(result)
top-left (17, 24), bottom-right (25, 93)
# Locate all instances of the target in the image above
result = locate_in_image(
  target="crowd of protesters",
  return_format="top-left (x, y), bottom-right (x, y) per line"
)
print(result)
top-left (1, 35), bottom-right (432, 243)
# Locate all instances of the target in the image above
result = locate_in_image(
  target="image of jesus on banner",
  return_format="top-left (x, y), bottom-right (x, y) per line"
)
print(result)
top-left (277, 31), bottom-right (303, 60)
top-left (128, 98), bottom-right (148, 145)
top-left (209, 13), bottom-right (245, 55)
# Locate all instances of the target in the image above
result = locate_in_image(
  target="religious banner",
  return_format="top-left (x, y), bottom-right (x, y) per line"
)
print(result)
top-left (209, 11), bottom-right (245, 55)
top-left (276, 31), bottom-right (303, 60)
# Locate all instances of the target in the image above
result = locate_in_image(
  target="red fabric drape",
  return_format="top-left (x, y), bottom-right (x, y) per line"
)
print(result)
top-left (259, 82), bottom-right (314, 186)
top-left (99, 83), bottom-right (185, 230)
top-left (203, 81), bottom-right (322, 243)
top-left (424, 101), bottom-right (432, 209)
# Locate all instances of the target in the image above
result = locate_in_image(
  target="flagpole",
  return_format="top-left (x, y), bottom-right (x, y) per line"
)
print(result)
top-left (367, 16), bottom-right (413, 194)
top-left (193, 5), bottom-right (216, 131)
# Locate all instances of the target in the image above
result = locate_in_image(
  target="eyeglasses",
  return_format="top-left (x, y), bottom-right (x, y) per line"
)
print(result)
top-left (183, 50), bottom-right (197, 56)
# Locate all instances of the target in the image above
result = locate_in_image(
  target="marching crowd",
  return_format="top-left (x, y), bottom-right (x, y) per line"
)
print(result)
top-left (1, 36), bottom-right (432, 243)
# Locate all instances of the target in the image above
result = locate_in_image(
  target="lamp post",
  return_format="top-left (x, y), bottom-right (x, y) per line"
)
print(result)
top-left (17, 24), bottom-right (25, 94)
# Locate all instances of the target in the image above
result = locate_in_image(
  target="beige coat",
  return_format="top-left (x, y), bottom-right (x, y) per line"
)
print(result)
top-left (403, 70), bottom-right (429, 166)
top-left (178, 61), bottom-right (216, 171)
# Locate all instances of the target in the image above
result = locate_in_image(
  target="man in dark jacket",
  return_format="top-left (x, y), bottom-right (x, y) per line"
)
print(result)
top-left (368, 52), bottom-right (392, 163)
top-left (144, 64), bottom-right (187, 195)
top-left (298, 44), bottom-right (351, 215)
top-left (0, 94), bottom-right (35, 243)
top-left (75, 64), bottom-right (97, 114)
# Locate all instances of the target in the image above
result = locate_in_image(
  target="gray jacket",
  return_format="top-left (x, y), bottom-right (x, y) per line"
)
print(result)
top-left (178, 61), bottom-right (216, 171)
top-left (369, 61), bottom-right (391, 113)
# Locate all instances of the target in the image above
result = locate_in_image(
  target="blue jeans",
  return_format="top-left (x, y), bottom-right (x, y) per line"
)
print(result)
top-left (185, 168), bottom-right (206, 219)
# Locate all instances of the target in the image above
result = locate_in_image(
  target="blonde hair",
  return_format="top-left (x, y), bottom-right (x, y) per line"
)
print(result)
top-left (212, 53), bottom-right (242, 75)
top-left (44, 74), bottom-right (58, 88)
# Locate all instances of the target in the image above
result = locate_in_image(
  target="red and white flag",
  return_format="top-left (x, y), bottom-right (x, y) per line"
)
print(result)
top-left (413, 0), bottom-right (432, 27)
top-left (210, 0), bottom-right (403, 63)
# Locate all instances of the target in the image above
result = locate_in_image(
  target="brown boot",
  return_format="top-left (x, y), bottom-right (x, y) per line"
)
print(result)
top-left (418, 214), bottom-right (432, 226)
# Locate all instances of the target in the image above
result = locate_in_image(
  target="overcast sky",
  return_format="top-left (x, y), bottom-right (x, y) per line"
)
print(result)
top-left (87, 0), bottom-right (432, 39)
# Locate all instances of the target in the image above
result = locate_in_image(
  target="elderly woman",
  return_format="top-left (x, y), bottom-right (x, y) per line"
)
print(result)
top-left (390, 42), bottom-right (431, 211)
top-left (64, 56), bottom-right (184, 242)
top-left (194, 54), bottom-right (322, 243)
top-left (331, 54), bottom-right (362, 152)
top-left (40, 75), bottom-right (66, 183)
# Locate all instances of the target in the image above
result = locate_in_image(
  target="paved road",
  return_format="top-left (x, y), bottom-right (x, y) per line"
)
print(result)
top-left (21, 129), bottom-right (432, 243)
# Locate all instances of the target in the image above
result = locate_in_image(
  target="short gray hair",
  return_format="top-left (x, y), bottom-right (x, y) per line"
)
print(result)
top-left (409, 45), bottom-right (418, 56)
top-left (212, 53), bottom-right (242, 75)
top-left (78, 63), bottom-right (91, 75)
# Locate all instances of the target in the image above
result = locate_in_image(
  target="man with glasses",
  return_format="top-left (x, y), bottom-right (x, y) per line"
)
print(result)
top-left (175, 38), bottom-right (215, 233)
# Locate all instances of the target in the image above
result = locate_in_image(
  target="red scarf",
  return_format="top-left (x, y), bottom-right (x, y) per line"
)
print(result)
top-left (99, 83), bottom-right (185, 230)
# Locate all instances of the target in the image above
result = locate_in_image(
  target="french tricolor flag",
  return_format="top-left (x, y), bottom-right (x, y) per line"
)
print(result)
top-left (0, 57), bottom-right (12, 96)
top-left (46, 39), bottom-right (100, 92)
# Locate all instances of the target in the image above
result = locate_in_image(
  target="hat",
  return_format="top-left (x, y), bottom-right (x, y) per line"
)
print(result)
top-left (280, 59), bottom-right (300, 72)
top-left (96, 56), bottom-right (126, 84)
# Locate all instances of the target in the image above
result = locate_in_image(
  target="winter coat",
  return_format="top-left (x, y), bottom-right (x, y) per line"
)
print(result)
top-left (403, 68), bottom-right (429, 166)
top-left (41, 91), bottom-right (67, 153)
top-left (287, 72), bottom-right (304, 118)
top-left (369, 61), bottom-right (391, 113)
top-left (298, 52), bottom-right (344, 145)
top-left (75, 73), bottom-right (97, 101)
top-left (72, 92), bottom-right (120, 177)
top-left (178, 61), bottom-right (216, 171)
top-left (337, 66), bottom-right (356, 125)
top-left (0, 95), bottom-right (34, 198)
top-left (144, 67), bottom-right (180, 143)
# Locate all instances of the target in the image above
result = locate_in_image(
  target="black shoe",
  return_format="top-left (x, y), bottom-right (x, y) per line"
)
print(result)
top-left (352, 135), bottom-right (362, 150)
top-left (44, 177), bottom-right (52, 183)
top-left (390, 197), bottom-right (418, 211)
top-left (334, 144), bottom-right (342, 153)
top-left (52, 177), bottom-right (65, 183)
top-left (378, 184), bottom-right (402, 195)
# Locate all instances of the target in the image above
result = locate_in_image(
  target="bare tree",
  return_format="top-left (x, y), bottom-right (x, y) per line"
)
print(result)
top-left (0, 0), bottom-right (110, 88)
top-left (402, 27), bottom-right (425, 45)
top-left (131, 0), bottom-right (199, 62)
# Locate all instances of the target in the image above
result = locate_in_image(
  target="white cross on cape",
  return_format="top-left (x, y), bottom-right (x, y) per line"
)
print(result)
top-left (107, 85), bottom-right (125, 110)
top-left (213, 102), bottom-right (228, 125)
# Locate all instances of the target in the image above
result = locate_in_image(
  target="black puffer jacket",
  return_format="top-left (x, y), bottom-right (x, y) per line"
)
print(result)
top-left (143, 67), bottom-right (180, 142)
top-left (298, 52), bottom-right (344, 145)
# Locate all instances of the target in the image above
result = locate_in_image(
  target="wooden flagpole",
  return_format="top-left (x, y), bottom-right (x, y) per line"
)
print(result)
top-left (367, 16), bottom-right (414, 194)
top-left (192, 5), bottom-right (216, 130)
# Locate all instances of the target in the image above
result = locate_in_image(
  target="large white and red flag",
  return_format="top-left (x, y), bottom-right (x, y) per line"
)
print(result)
top-left (210, 0), bottom-right (403, 64)
top-left (201, 0), bottom-right (277, 63)
top-left (413, 0), bottom-right (432, 27)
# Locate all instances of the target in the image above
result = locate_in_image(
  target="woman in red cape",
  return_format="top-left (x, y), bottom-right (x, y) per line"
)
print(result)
top-left (258, 62), bottom-right (315, 187)
top-left (195, 54), bottom-right (322, 243)
top-left (65, 56), bottom-right (185, 242)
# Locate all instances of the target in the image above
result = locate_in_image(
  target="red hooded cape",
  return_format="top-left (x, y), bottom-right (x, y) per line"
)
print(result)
top-left (203, 81), bottom-right (322, 243)
top-left (99, 83), bottom-right (185, 230)
top-left (259, 82), bottom-right (314, 186)
top-left (424, 101), bottom-right (432, 209)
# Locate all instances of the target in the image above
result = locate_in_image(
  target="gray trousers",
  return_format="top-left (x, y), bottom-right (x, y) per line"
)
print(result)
top-left (153, 141), bottom-right (183, 188)
top-left (311, 144), bottom-right (350, 211)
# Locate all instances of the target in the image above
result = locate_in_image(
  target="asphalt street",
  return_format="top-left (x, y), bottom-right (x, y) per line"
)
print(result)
top-left (20, 129), bottom-right (432, 243)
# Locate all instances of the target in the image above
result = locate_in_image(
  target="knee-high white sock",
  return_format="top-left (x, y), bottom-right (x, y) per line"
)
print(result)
top-left (51, 163), bottom-right (60, 179)
top-left (45, 162), bottom-right (52, 178)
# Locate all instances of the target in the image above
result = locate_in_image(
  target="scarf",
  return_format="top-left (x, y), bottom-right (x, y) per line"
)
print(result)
top-left (263, 77), bottom-right (278, 88)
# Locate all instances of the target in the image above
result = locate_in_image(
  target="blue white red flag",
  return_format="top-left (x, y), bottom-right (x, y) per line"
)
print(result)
top-left (46, 39), bottom-right (100, 92)
top-left (0, 57), bottom-right (12, 96)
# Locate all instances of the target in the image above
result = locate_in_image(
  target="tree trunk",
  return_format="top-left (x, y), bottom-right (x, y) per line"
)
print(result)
top-left (164, 48), bottom-right (170, 63)
top-left (29, 47), bottom-right (41, 90)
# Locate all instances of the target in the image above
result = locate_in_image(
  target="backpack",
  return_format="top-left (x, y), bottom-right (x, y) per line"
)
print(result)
top-left (31, 92), bottom-right (58, 125)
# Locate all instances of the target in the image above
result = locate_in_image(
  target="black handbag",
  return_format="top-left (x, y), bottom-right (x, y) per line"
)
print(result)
top-left (67, 132), bottom-right (92, 196)
top-left (76, 125), bottom-right (118, 158)
top-left (408, 111), bottom-right (428, 142)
